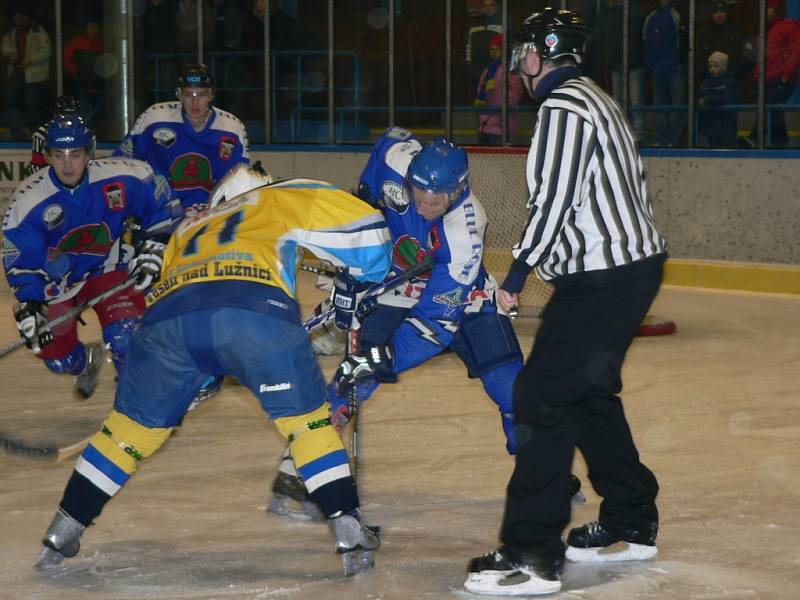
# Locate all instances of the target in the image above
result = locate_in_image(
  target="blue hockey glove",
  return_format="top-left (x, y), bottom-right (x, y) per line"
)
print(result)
top-left (334, 344), bottom-right (396, 395)
top-left (332, 269), bottom-right (370, 330)
top-left (14, 300), bottom-right (53, 354)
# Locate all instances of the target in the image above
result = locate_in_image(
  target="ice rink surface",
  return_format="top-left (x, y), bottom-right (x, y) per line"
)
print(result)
top-left (1, 274), bottom-right (799, 599)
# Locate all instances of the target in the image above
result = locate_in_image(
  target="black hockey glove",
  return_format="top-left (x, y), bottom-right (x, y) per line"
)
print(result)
top-left (13, 300), bottom-right (53, 354)
top-left (334, 344), bottom-right (397, 394)
top-left (130, 239), bottom-right (166, 291)
top-left (332, 269), bottom-right (370, 330)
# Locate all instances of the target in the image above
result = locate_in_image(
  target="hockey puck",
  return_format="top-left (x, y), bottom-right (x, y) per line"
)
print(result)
top-left (636, 314), bottom-right (677, 337)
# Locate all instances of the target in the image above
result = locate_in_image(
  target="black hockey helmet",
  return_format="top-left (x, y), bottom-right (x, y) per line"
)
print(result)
top-left (511, 8), bottom-right (588, 72)
top-left (176, 63), bottom-right (215, 90)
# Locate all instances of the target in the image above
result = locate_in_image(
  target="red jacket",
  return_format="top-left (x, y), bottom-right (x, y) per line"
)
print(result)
top-left (754, 17), bottom-right (800, 83)
top-left (63, 34), bottom-right (104, 78)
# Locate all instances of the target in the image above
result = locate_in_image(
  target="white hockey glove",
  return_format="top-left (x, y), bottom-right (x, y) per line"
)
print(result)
top-left (334, 344), bottom-right (396, 394)
top-left (130, 239), bottom-right (166, 291)
top-left (13, 300), bottom-right (53, 354)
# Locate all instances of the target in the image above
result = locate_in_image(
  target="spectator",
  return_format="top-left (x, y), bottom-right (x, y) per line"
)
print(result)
top-left (643, 0), bottom-right (688, 147)
top-left (63, 16), bottom-right (105, 126)
top-left (210, 0), bottom-right (245, 114)
top-left (1, 4), bottom-right (51, 138)
top-left (175, 0), bottom-right (216, 55)
top-left (749, 0), bottom-right (800, 147)
top-left (697, 50), bottom-right (738, 147)
top-left (466, 0), bottom-right (503, 99)
top-left (695, 0), bottom-right (748, 80)
top-left (143, 0), bottom-right (179, 101)
top-left (592, 0), bottom-right (646, 139)
top-left (474, 33), bottom-right (524, 144)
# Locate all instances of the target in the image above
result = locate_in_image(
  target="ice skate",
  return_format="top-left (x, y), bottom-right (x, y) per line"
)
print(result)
top-left (267, 471), bottom-right (324, 522)
top-left (35, 508), bottom-right (85, 569)
top-left (329, 511), bottom-right (380, 576)
top-left (565, 521), bottom-right (658, 562)
top-left (464, 547), bottom-right (561, 596)
top-left (73, 342), bottom-right (105, 399)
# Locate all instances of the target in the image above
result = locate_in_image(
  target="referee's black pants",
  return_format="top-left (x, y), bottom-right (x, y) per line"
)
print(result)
top-left (501, 254), bottom-right (665, 558)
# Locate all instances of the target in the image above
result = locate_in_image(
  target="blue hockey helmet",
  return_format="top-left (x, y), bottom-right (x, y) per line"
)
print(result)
top-left (45, 112), bottom-right (95, 154)
top-left (406, 139), bottom-right (469, 208)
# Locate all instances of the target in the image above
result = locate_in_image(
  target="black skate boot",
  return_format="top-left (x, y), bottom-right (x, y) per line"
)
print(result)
top-left (329, 510), bottom-right (381, 576)
top-left (464, 545), bottom-right (562, 596)
top-left (267, 471), bottom-right (324, 522)
top-left (35, 508), bottom-right (85, 569)
top-left (74, 342), bottom-right (105, 399)
top-left (566, 520), bottom-right (658, 562)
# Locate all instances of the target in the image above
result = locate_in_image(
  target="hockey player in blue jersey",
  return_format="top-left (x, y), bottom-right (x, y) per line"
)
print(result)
top-left (3, 113), bottom-right (176, 399)
top-left (269, 128), bottom-right (559, 520)
top-left (114, 64), bottom-right (250, 216)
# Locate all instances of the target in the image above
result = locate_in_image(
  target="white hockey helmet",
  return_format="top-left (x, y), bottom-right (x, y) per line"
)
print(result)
top-left (208, 163), bottom-right (274, 208)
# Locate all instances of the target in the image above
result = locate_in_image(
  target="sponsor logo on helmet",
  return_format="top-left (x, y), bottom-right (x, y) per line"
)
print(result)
top-left (152, 128), bottom-right (176, 148)
top-left (42, 204), bottom-right (65, 229)
top-left (545, 33), bottom-right (558, 47)
top-left (103, 182), bottom-right (127, 211)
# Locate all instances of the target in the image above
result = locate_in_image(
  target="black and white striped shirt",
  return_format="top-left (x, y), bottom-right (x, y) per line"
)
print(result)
top-left (514, 74), bottom-right (666, 281)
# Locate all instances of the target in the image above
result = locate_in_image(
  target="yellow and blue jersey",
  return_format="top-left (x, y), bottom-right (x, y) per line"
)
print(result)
top-left (143, 178), bottom-right (392, 325)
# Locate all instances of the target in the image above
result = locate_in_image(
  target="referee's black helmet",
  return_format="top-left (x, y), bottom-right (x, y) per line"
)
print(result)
top-left (511, 8), bottom-right (588, 71)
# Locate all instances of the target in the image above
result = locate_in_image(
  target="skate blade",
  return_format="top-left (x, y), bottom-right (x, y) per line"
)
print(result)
top-left (464, 570), bottom-right (561, 596)
top-left (566, 541), bottom-right (658, 563)
top-left (341, 548), bottom-right (375, 576)
top-left (35, 546), bottom-right (66, 570)
top-left (267, 494), bottom-right (324, 522)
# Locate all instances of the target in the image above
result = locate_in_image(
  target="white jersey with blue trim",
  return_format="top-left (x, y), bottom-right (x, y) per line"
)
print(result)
top-left (358, 127), bottom-right (492, 326)
top-left (114, 101), bottom-right (250, 215)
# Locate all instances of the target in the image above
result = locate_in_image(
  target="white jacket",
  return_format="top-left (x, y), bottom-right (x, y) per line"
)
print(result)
top-left (1, 24), bottom-right (50, 84)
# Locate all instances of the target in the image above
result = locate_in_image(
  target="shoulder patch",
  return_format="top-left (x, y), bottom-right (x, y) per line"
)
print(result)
top-left (386, 126), bottom-right (413, 140)
top-left (382, 180), bottom-right (408, 213)
top-left (2, 238), bottom-right (20, 268)
top-left (152, 127), bottom-right (177, 147)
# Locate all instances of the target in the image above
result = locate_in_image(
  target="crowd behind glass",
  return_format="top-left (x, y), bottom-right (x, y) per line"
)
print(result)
top-left (1, 0), bottom-right (797, 150)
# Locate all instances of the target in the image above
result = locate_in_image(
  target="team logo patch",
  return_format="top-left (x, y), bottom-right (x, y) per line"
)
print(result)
top-left (433, 287), bottom-right (463, 307)
top-left (545, 33), bottom-right (558, 48)
top-left (48, 223), bottom-right (115, 258)
top-left (169, 153), bottom-right (214, 191)
top-left (218, 135), bottom-right (236, 160)
top-left (152, 128), bottom-right (176, 148)
top-left (103, 181), bottom-right (127, 211)
top-left (382, 180), bottom-right (408, 213)
top-left (42, 203), bottom-right (65, 229)
top-left (393, 234), bottom-right (431, 281)
top-left (2, 238), bottom-right (20, 268)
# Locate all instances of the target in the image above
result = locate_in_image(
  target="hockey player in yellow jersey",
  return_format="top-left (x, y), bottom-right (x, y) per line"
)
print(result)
top-left (35, 172), bottom-right (393, 577)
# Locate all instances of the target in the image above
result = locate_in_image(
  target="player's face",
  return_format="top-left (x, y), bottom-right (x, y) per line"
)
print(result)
top-left (180, 87), bottom-right (214, 127)
top-left (708, 60), bottom-right (723, 78)
top-left (49, 147), bottom-right (90, 187)
top-left (411, 185), bottom-right (450, 220)
top-left (489, 44), bottom-right (502, 61)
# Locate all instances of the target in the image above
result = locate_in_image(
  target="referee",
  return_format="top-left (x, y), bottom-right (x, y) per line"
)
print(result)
top-left (465, 8), bottom-right (668, 596)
